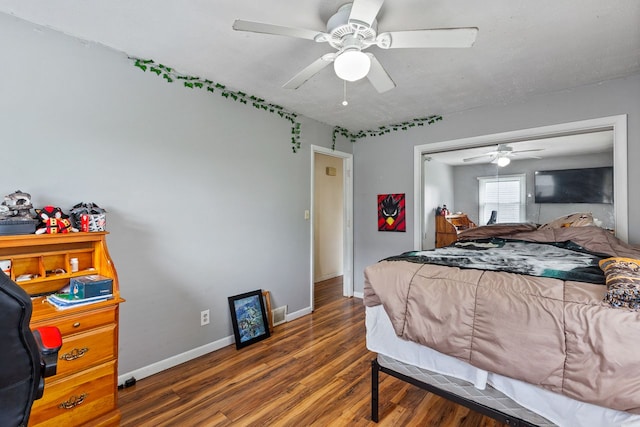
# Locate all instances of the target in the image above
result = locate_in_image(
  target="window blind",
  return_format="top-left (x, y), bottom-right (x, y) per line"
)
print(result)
top-left (478, 175), bottom-right (526, 224)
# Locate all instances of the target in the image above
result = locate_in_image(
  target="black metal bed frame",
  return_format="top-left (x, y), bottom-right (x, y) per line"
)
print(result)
top-left (371, 358), bottom-right (541, 426)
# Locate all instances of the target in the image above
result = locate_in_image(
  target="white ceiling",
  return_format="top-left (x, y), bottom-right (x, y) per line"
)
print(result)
top-left (1, 0), bottom-right (639, 131)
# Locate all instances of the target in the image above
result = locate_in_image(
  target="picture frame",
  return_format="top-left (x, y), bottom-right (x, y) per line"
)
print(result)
top-left (262, 290), bottom-right (274, 333)
top-left (378, 193), bottom-right (406, 232)
top-left (228, 289), bottom-right (271, 349)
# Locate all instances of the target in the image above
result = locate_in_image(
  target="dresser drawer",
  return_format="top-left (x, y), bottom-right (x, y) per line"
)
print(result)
top-left (32, 306), bottom-right (117, 336)
top-left (53, 324), bottom-right (116, 377)
top-left (29, 360), bottom-right (117, 426)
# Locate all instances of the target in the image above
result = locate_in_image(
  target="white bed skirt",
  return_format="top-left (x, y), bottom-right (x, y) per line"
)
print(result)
top-left (365, 305), bottom-right (640, 427)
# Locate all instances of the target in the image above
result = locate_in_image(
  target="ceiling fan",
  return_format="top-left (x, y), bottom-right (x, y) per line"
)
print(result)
top-left (232, 0), bottom-right (478, 93)
top-left (463, 144), bottom-right (543, 166)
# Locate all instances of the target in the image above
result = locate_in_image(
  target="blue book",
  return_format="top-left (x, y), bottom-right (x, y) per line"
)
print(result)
top-left (46, 292), bottom-right (112, 309)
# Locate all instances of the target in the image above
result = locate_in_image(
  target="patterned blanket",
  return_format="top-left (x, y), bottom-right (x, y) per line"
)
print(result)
top-left (383, 238), bottom-right (607, 284)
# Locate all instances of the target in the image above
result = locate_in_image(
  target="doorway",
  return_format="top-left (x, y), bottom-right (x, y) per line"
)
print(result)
top-left (311, 145), bottom-right (353, 311)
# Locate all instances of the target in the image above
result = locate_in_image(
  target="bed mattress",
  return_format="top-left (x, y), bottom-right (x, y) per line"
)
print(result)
top-left (366, 304), bottom-right (640, 427)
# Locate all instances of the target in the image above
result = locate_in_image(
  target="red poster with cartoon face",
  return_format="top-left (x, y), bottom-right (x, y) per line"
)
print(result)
top-left (378, 194), bottom-right (405, 232)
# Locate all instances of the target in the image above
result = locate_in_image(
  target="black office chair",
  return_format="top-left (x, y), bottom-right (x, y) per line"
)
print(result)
top-left (0, 271), bottom-right (62, 427)
top-left (487, 210), bottom-right (498, 225)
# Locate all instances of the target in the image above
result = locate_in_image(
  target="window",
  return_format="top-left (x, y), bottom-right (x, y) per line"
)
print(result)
top-left (477, 174), bottom-right (526, 224)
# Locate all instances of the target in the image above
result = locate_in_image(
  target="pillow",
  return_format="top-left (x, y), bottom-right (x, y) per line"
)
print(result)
top-left (539, 212), bottom-right (595, 230)
top-left (599, 257), bottom-right (640, 311)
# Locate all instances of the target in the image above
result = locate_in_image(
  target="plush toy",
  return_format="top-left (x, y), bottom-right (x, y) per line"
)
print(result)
top-left (1, 190), bottom-right (34, 219)
top-left (35, 206), bottom-right (78, 234)
top-left (69, 202), bottom-right (106, 232)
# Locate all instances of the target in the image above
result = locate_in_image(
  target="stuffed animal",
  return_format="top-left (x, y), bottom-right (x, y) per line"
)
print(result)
top-left (35, 206), bottom-right (78, 234)
top-left (1, 190), bottom-right (34, 219)
top-left (69, 202), bottom-right (106, 232)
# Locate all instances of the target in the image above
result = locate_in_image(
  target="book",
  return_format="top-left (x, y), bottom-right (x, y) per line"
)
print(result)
top-left (46, 292), bottom-right (112, 310)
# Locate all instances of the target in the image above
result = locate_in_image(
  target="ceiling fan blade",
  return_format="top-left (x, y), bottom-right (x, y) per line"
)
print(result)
top-left (366, 54), bottom-right (395, 93)
top-left (463, 153), bottom-right (496, 162)
top-left (348, 0), bottom-right (384, 27)
top-left (377, 27), bottom-right (478, 49)
top-left (512, 148), bottom-right (544, 154)
top-left (233, 19), bottom-right (327, 41)
top-left (283, 53), bottom-right (336, 90)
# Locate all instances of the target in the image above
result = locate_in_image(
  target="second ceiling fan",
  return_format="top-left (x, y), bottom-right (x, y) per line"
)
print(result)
top-left (463, 144), bottom-right (544, 166)
top-left (233, 0), bottom-right (478, 93)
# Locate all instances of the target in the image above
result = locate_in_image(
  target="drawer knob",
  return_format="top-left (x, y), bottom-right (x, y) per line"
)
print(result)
top-left (73, 322), bottom-right (81, 328)
top-left (60, 347), bottom-right (89, 361)
top-left (59, 393), bottom-right (87, 409)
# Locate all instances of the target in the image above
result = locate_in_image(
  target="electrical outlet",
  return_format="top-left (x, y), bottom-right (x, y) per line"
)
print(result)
top-left (200, 309), bottom-right (210, 326)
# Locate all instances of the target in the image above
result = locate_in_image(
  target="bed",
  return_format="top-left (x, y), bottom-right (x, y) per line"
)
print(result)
top-left (364, 222), bottom-right (640, 426)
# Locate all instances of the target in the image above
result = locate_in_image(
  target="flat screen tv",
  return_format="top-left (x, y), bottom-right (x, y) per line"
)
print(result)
top-left (534, 167), bottom-right (613, 204)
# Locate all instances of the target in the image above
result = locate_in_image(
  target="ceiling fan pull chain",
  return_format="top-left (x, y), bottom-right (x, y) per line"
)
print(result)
top-left (342, 80), bottom-right (349, 106)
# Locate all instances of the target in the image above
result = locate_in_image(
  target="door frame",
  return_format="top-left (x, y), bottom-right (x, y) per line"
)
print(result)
top-left (310, 145), bottom-right (354, 310)
top-left (413, 115), bottom-right (629, 249)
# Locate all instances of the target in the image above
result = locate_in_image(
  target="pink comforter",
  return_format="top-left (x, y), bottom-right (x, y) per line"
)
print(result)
top-left (364, 226), bottom-right (640, 414)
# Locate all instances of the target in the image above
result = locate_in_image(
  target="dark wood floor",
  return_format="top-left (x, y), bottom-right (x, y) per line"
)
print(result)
top-left (118, 277), bottom-right (506, 426)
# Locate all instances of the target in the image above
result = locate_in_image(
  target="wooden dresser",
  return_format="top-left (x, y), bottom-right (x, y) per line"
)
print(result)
top-left (435, 214), bottom-right (477, 248)
top-left (0, 232), bottom-right (123, 426)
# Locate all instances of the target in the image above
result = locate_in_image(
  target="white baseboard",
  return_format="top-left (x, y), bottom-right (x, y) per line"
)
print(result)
top-left (118, 334), bottom-right (234, 386)
top-left (314, 272), bottom-right (342, 282)
top-left (118, 306), bottom-right (324, 387)
top-left (286, 306), bottom-right (312, 321)
top-left (353, 291), bottom-right (363, 299)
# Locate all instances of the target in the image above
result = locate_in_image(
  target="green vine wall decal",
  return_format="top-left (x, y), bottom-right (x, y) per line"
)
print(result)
top-left (331, 115), bottom-right (442, 149)
top-left (131, 57), bottom-right (443, 153)
top-left (131, 58), bottom-right (302, 152)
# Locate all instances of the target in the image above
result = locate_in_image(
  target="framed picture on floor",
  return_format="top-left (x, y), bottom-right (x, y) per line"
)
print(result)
top-left (228, 289), bottom-right (271, 349)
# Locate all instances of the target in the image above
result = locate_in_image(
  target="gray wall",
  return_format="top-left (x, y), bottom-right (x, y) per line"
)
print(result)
top-left (452, 152), bottom-right (614, 228)
top-left (0, 14), bottom-right (348, 374)
top-left (353, 73), bottom-right (640, 292)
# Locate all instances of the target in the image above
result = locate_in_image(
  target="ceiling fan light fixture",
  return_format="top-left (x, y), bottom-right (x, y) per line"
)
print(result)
top-left (496, 156), bottom-right (511, 167)
top-left (333, 49), bottom-right (371, 82)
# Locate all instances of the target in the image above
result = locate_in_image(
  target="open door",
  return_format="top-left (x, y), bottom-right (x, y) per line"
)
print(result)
top-left (310, 146), bottom-right (354, 311)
